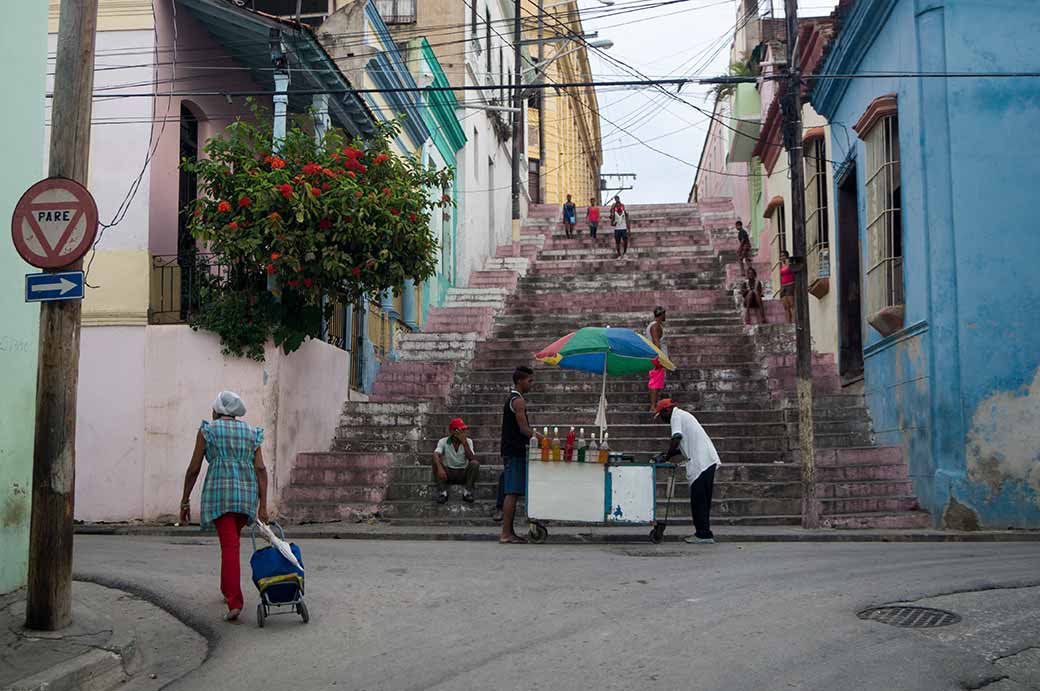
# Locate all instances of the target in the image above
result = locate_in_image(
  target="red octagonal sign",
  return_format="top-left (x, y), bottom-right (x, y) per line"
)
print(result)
top-left (11, 177), bottom-right (99, 269)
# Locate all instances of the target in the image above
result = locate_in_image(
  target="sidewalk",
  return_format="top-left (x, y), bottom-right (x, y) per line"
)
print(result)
top-left (75, 521), bottom-right (1040, 543)
top-left (1, 581), bottom-right (205, 691)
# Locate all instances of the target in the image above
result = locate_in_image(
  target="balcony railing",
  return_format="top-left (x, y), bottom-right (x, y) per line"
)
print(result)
top-left (149, 253), bottom-right (228, 325)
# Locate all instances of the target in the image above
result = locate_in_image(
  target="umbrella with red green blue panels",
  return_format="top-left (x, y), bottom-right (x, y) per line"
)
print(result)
top-left (534, 327), bottom-right (675, 434)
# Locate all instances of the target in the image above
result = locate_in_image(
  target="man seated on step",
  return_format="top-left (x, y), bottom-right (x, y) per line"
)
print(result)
top-left (432, 418), bottom-right (479, 504)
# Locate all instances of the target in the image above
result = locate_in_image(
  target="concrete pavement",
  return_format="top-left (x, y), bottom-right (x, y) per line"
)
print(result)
top-left (71, 535), bottom-right (1040, 690)
top-left (1, 581), bottom-right (205, 690)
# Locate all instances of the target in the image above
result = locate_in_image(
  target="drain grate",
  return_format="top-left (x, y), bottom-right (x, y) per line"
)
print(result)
top-left (857, 606), bottom-right (961, 628)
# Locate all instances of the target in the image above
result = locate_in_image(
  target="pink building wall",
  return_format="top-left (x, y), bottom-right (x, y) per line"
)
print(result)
top-left (693, 100), bottom-right (750, 226)
top-left (76, 327), bottom-right (350, 522)
top-left (148, 1), bottom-right (267, 256)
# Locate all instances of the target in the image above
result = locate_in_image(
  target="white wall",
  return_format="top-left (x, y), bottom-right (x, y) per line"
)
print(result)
top-left (454, 0), bottom-right (517, 287)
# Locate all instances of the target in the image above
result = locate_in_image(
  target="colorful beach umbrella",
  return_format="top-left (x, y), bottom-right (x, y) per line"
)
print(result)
top-left (535, 327), bottom-right (675, 432)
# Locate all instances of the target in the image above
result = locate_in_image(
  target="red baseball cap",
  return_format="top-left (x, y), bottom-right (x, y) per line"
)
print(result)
top-left (449, 418), bottom-right (468, 432)
top-left (653, 399), bottom-right (676, 418)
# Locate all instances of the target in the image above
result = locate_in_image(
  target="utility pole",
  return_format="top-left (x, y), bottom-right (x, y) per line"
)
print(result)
top-left (510, 0), bottom-right (523, 236)
top-left (781, 0), bottom-right (818, 528)
top-left (536, 0), bottom-right (546, 204)
top-left (26, 0), bottom-right (99, 630)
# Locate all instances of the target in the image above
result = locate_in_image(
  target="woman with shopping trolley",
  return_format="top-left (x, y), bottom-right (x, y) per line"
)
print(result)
top-left (179, 390), bottom-right (269, 623)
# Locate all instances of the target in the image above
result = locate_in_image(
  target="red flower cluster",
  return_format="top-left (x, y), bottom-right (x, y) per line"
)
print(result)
top-left (373, 153), bottom-right (389, 165)
top-left (270, 157), bottom-right (286, 169)
top-left (343, 146), bottom-right (362, 159)
top-left (302, 162), bottom-right (323, 176)
top-left (408, 213), bottom-right (417, 223)
top-left (227, 221), bottom-right (239, 231)
top-left (238, 196), bottom-right (252, 208)
top-left (278, 184), bottom-right (293, 199)
top-left (382, 187), bottom-right (392, 196)
top-left (311, 188), bottom-right (322, 198)
top-left (217, 200), bottom-right (232, 213)
top-left (271, 252), bottom-right (282, 261)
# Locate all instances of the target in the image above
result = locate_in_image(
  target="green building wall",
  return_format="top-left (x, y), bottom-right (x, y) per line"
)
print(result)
top-left (0, 2), bottom-right (47, 594)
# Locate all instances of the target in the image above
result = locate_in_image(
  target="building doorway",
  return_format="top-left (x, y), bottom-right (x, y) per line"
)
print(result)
top-left (837, 163), bottom-right (864, 383)
top-left (528, 159), bottom-right (541, 204)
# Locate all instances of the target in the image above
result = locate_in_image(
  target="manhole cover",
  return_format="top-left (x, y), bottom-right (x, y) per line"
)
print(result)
top-left (857, 606), bottom-right (961, 628)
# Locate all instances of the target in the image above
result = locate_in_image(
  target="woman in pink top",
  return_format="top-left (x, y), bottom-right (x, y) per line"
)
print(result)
top-left (779, 250), bottom-right (795, 323)
top-left (587, 199), bottom-right (600, 239)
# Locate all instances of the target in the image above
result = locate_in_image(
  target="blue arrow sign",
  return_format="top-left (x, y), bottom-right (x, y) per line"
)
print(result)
top-left (25, 271), bottom-right (85, 303)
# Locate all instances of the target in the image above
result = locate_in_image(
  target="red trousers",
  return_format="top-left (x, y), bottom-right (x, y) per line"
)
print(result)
top-left (214, 512), bottom-right (248, 611)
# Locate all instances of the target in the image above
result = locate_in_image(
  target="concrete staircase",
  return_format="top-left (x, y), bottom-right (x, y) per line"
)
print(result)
top-left (284, 202), bottom-right (930, 529)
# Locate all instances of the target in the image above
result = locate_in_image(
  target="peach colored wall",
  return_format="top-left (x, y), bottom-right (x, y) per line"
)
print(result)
top-left (75, 326), bottom-right (350, 522)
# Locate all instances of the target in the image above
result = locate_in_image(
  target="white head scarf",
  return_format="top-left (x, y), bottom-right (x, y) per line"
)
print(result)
top-left (212, 390), bottom-right (247, 418)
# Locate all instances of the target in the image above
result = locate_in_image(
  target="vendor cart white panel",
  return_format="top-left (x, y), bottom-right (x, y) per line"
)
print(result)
top-left (606, 465), bottom-right (655, 524)
top-left (527, 461), bottom-right (605, 522)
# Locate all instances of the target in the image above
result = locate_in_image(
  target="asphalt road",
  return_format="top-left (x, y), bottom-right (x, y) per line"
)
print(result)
top-left (73, 536), bottom-right (1040, 691)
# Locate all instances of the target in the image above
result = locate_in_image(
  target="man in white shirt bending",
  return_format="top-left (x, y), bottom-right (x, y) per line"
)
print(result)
top-left (654, 398), bottom-right (721, 544)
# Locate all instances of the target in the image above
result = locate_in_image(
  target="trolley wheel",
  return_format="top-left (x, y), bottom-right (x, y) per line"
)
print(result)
top-left (297, 600), bottom-right (310, 623)
top-left (256, 603), bottom-right (266, 628)
top-left (529, 523), bottom-right (548, 544)
top-left (650, 523), bottom-right (666, 544)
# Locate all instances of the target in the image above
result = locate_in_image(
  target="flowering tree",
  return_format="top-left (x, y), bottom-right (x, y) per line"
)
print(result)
top-left (182, 111), bottom-right (453, 360)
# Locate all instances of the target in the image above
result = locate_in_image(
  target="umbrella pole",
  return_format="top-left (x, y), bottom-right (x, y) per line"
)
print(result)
top-left (599, 357), bottom-right (608, 438)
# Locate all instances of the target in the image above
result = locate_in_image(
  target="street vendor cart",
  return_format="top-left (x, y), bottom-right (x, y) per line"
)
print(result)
top-left (525, 458), bottom-right (678, 544)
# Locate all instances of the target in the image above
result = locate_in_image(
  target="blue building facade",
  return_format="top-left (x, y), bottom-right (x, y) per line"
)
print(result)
top-left (811, 0), bottom-right (1040, 528)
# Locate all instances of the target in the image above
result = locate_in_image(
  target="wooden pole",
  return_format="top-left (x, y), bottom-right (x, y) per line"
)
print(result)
top-left (781, 0), bottom-right (819, 528)
top-left (25, 0), bottom-right (99, 631)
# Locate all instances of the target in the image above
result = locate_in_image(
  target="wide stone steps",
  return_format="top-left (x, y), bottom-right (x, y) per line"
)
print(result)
top-left (286, 202), bottom-right (929, 530)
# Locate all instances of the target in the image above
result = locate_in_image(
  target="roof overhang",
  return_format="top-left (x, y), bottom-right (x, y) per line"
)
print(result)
top-left (178, 0), bottom-right (375, 137)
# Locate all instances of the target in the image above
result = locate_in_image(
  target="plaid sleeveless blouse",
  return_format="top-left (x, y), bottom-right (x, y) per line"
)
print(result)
top-left (199, 418), bottom-right (264, 530)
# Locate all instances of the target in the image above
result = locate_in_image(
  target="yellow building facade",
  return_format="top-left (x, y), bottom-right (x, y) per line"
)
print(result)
top-left (525, 0), bottom-right (602, 206)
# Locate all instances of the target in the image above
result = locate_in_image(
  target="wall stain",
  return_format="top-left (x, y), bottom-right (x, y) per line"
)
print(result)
top-left (966, 367), bottom-right (1040, 508)
top-left (942, 495), bottom-right (980, 531)
top-left (1, 483), bottom-right (28, 528)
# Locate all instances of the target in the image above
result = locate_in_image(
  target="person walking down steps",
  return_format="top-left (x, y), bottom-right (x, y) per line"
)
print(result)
top-left (562, 194), bottom-right (577, 238)
top-left (610, 196), bottom-right (629, 258)
top-left (179, 391), bottom-right (269, 623)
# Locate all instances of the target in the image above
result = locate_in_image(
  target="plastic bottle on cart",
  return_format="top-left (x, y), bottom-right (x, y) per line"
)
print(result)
top-left (540, 427), bottom-right (550, 462)
top-left (564, 427), bottom-right (576, 462)
top-left (599, 433), bottom-right (610, 464)
top-left (576, 428), bottom-right (587, 463)
top-left (529, 433), bottom-right (540, 462)
top-left (551, 427), bottom-right (561, 462)
top-left (588, 433), bottom-right (599, 463)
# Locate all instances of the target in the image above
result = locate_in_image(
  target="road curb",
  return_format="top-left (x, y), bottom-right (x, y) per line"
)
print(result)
top-left (74, 523), bottom-right (1040, 543)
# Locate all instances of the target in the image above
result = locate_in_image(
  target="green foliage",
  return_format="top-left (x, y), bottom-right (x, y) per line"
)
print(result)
top-left (181, 106), bottom-right (453, 360)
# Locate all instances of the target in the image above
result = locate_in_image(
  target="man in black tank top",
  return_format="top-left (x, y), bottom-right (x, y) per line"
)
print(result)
top-left (499, 366), bottom-right (542, 544)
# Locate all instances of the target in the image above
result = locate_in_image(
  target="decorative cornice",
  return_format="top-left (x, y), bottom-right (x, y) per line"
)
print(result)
top-left (802, 126), bottom-right (826, 143)
top-left (764, 195), bottom-right (785, 218)
top-left (853, 93), bottom-right (898, 138)
top-left (754, 99), bottom-right (783, 174)
top-left (809, 0), bottom-right (901, 120)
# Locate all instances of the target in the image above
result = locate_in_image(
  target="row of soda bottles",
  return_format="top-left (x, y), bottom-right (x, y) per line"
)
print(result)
top-left (529, 426), bottom-right (610, 463)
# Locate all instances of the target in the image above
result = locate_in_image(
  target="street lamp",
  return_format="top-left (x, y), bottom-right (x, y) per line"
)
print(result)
top-left (524, 39), bottom-right (613, 79)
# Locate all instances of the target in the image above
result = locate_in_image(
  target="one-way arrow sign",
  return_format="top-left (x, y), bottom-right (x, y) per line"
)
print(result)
top-left (25, 270), bottom-right (85, 303)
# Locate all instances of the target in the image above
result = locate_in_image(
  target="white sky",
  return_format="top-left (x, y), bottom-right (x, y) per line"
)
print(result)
top-left (580, 0), bottom-right (841, 204)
